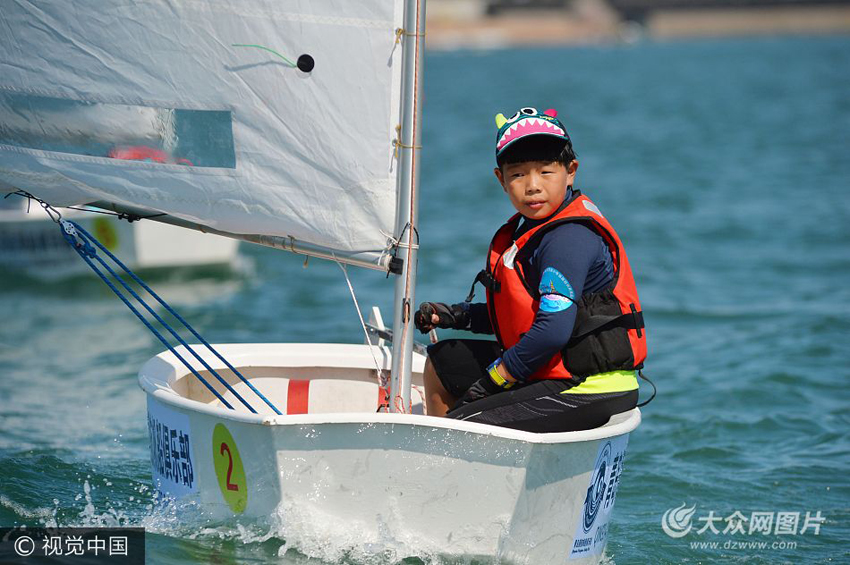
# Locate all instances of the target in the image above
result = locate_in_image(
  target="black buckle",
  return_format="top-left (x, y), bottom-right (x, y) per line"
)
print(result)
top-left (630, 303), bottom-right (643, 338)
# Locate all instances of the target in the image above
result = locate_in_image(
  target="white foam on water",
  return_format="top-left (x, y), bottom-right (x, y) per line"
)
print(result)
top-left (73, 480), bottom-right (133, 528)
top-left (128, 491), bottom-right (501, 564)
top-left (0, 495), bottom-right (57, 524)
top-left (1, 478), bottom-right (146, 530)
top-left (1, 452), bottom-right (515, 563)
top-left (258, 497), bottom-right (502, 565)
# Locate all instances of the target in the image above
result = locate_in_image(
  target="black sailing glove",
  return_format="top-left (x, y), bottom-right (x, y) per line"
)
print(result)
top-left (413, 302), bottom-right (471, 334)
top-left (453, 376), bottom-right (503, 409)
top-left (453, 357), bottom-right (516, 410)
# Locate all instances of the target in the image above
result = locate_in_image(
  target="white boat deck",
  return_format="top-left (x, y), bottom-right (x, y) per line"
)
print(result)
top-left (139, 342), bottom-right (641, 442)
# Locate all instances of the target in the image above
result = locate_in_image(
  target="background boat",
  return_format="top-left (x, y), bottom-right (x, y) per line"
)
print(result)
top-left (0, 198), bottom-right (240, 280)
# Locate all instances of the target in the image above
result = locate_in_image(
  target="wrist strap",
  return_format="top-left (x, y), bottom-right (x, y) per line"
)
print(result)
top-left (487, 358), bottom-right (515, 389)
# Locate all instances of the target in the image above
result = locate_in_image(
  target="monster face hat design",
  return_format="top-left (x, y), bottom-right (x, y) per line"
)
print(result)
top-left (495, 107), bottom-right (571, 156)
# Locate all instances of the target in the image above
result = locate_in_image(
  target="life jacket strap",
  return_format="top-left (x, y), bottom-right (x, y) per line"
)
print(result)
top-left (465, 269), bottom-right (501, 303)
top-left (569, 305), bottom-right (644, 343)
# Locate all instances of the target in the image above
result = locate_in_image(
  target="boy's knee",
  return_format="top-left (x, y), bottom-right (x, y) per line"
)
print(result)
top-left (423, 357), bottom-right (455, 417)
top-left (423, 358), bottom-right (440, 385)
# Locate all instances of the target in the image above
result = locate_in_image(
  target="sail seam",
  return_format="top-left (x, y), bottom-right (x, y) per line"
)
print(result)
top-left (181, 2), bottom-right (393, 30)
top-left (0, 144), bottom-right (237, 176)
top-left (0, 85), bottom-right (232, 113)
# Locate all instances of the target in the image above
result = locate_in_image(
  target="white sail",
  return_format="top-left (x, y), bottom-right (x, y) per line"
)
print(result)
top-left (0, 0), bottom-right (405, 260)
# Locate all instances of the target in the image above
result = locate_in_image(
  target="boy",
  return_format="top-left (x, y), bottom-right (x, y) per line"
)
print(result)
top-left (415, 106), bottom-right (648, 433)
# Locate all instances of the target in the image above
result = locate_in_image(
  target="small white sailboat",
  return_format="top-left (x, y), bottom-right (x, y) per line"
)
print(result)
top-left (140, 342), bottom-right (639, 562)
top-left (1, 1), bottom-right (641, 562)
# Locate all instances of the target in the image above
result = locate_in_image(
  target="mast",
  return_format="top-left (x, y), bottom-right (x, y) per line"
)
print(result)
top-left (389, 0), bottom-right (426, 413)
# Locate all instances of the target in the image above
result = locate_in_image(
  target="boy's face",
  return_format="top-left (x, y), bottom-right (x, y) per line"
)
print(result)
top-left (494, 159), bottom-right (578, 220)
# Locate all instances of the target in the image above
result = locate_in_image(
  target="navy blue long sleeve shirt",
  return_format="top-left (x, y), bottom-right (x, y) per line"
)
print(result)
top-left (467, 197), bottom-right (614, 380)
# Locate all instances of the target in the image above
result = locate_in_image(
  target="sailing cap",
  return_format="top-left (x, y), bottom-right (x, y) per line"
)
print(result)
top-left (494, 107), bottom-right (570, 157)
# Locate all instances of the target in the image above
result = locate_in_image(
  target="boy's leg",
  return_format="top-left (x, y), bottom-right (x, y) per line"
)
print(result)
top-left (448, 381), bottom-right (638, 433)
top-left (423, 339), bottom-right (502, 417)
top-left (423, 358), bottom-right (456, 416)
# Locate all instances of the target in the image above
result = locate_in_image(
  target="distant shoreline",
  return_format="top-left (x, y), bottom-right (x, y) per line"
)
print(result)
top-left (426, 4), bottom-right (850, 50)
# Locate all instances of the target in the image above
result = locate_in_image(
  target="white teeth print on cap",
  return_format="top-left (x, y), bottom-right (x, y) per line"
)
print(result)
top-left (497, 111), bottom-right (569, 153)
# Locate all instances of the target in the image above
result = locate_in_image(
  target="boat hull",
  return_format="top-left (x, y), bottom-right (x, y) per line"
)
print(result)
top-left (141, 344), bottom-right (639, 564)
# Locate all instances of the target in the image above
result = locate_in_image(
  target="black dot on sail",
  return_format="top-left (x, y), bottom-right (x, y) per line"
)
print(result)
top-left (297, 54), bottom-right (315, 73)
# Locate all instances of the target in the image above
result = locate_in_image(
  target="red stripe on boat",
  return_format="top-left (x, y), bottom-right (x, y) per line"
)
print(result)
top-left (287, 380), bottom-right (310, 414)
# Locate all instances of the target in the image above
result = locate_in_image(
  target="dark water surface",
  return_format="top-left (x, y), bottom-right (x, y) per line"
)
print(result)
top-left (1, 36), bottom-right (848, 564)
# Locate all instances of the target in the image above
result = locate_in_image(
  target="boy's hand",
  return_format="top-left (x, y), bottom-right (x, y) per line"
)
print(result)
top-left (413, 302), bottom-right (441, 333)
top-left (453, 376), bottom-right (503, 409)
top-left (413, 302), bottom-right (470, 334)
top-left (452, 358), bottom-right (516, 409)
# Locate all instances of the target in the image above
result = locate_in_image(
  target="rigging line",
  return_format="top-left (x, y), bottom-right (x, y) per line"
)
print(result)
top-left (4, 191), bottom-right (32, 215)
top-left (11, 190), bottom-right (280, 414)
top-left (335, 259), bottom-right (388, 389)
top-left (231, 43), bottom-right (297, 67)
top-left (70, 220), bottom-right (282, 416)
top-left (65, 220), bottom-right (260, 414)
top-left (378, 228), bottom-right (408, 276)
top-left (7, 190), bottom-right (62, 223)
top-left (394, 222), bottom-right (420, 250)
top-left (63, 206), bottom-right (167, 222)
top-left (392, 125), bottom-right (423, 159)
top-left (58, 221), bottom-right (236, 411)
top-left (394, 27), bottom-right (426, 45)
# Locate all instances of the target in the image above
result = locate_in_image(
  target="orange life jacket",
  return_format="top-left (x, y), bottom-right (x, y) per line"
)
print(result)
top-left (482, 191), bottom-right (647, 383)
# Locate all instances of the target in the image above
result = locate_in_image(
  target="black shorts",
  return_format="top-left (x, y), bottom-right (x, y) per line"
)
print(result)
top-left (428, 339), bottom-right (638, 433)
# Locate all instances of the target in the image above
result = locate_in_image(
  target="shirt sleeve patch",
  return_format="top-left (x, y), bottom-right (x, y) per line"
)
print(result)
top-left (540, 293), bottom-right (574, 313)
top-left (539, 267), bottom-right (575, 299)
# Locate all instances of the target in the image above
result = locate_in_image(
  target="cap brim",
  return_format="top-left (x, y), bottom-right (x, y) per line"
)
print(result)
top-left (496, 131), bottom-right (569, 156)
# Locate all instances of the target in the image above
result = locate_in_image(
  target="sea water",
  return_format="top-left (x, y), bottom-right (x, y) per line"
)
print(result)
top-left (1, 36), bottom-right (848, 564)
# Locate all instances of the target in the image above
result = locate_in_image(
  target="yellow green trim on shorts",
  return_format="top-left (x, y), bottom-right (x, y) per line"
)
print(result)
top-left (560, 370), bottom-right (639, 395)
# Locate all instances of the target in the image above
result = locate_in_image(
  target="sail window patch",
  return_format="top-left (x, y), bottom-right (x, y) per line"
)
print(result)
top-left (0, 92), bottom-right (236, 168)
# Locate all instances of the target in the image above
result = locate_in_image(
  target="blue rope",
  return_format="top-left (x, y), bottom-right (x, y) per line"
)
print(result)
top-left (68, 221), bottom-right (282, 416)
top-left (59, 220), bottom-right (282, 416)
top-left (67, 221), bottom-right (280, 415)
top-left (58, 221), bottom-right (237, 411)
